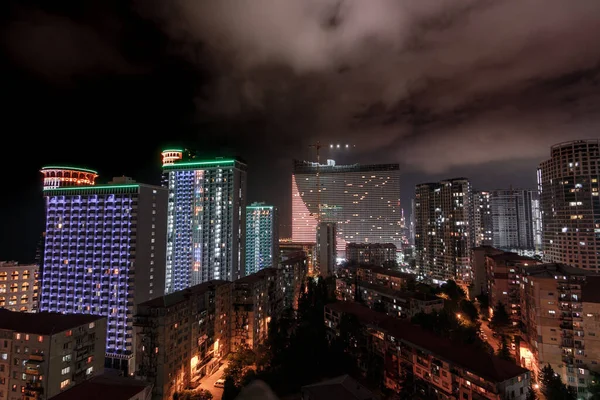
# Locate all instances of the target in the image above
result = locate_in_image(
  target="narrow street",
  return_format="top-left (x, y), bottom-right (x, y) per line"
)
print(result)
top-left (479, 320), bottom-right (500, 351)
top-left (197, 361), bottom-right (229, 399)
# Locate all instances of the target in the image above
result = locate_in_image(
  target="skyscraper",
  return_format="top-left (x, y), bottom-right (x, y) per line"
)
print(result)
top-left (40, 170), bottom-right (167, 374)
top-left (245, 202), bottom-right (279, 275)
top-left (316, 221), bottom-right (337, 277)
top-left (291, 159), bottom-right (402, 252)
top-left (162, 150), bottom-right (247, 292)
top-left (472, 191), bottom-right (493, 247)
top-left (414, 178), bottom-right (472, 283)
top-left (490, 189), bottom-right (538, 251)
top-left (538, 139), bottom-right (600, 271)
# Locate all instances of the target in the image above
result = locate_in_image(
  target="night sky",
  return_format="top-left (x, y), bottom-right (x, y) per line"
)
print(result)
top-left (2, 0), bottom-right (600, 263)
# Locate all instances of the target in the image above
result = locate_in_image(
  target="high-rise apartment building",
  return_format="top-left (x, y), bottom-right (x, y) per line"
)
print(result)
top-left (345, 243), bottom-right (397, 266)
top-left (291, 159), bottom-right (402, 251)
top-left (414, 178), bottom-right (472, 283)
top-left (490, 189), bottom-right (538, 252)
top-left (40, 169), bottom-right (167, 374)
top-left (473, 191), bottom-right (493, 247)
top-left (162, 150), bottom-right (248, 292)
top-left (0, 262), bottom-right (39, 312)
top-left (316, 222), bottom-right (337, 277)
top-left (538, 139), bottom-right (600, 271)
top-left (245, 203), bottom-right (279, 275)
top-left (520, 264), bottom-right (600, 396)
top-left (0, 310), bottom-right (106, 400)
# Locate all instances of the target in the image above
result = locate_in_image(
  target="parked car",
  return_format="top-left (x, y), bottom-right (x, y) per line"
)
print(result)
top-left (214, 378), bottom-right (225, 388)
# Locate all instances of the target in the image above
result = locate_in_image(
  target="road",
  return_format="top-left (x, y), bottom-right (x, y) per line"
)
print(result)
top-left (480, 320), bottom-right (500, 351)
top-left (197, 361), bottom-right (229, 399)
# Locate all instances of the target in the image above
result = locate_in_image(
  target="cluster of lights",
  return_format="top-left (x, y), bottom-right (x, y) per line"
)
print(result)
top-left (329, 144), bottom-right (354, 149)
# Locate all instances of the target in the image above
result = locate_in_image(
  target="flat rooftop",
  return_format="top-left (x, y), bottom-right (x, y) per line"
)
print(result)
top-left (358, 265), bottom-right (414, 280)
top-left (50, 375), bottom-right (150, 400)
top-left (138, 280), bottom-right (229, 309)
top-left (0, 310), bottom-right (104, 335)
top-left (326, 302), bottom-right (528, 383)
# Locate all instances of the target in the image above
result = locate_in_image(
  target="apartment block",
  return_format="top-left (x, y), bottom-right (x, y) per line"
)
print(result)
top-left (0, 262), bottom-right (39, 313)
top-left (335, 279), bottom-right (443, 319)
top-left (485, 252), bottom-right (541, 328)
top-left (50, 375), bottom-right (152, 400)
top-left (0, 310), bottom-right (106, 400)
top-left (280, 240), bottom-right (316, 275)
top-left (345, 243), bottom-right (397, 267)
top-left (470, 246), bottom-right (504, 298)
top-left (348, 265), bottom-right (414, 292)
top-left (280, 251), bottom-right (308, 310)
top-left (520, 265), bottom-right (600, 397)
top-left (134, 281), bottom-right (231, 400)
top-left (230, 268), bottom-right (284, 351)
top-left (472, 191), bottom-right (493, 247)
top-left (324, 302), bottom-right (530, 400)
top-left (245, 203), bottom-right (279, 275)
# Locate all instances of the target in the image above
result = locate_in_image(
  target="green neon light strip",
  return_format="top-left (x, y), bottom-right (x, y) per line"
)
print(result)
top-left (43, 184), bottom-right (140, 191)
top-left (163, 159), bottom-right (237, 168)
top-left (41, 166), bottom-right (98, 174)
top-left (162, 149), bottom-right (183, 153)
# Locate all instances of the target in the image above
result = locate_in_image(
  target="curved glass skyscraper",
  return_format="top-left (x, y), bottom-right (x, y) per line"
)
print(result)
top-left (291, 159), bottom-right (402, 251)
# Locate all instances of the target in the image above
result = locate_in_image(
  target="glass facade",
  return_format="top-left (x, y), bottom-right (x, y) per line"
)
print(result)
top-left (245, 204), bottom-right (279, 275)
top-left (163, 157), bottom-right (247, 293)
top-left (291, 160), bottom-right (402, 251)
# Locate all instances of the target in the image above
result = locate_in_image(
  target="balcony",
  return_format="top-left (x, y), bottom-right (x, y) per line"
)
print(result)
top-left (29, 354), bottom-right (44, 362)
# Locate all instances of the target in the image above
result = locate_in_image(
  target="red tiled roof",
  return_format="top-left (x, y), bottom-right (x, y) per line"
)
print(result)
top-left (0, 309), bottom-right (104, 335)
top-left (51, 375), bottom-right (150, 400)
top-left (325, 302), bottom-right (528, 383)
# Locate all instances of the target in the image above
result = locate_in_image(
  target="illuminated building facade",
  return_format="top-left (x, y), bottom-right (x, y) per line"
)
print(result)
top-left (414, 178), bottom-right (472, 283)
top-left (162, 151), bottom-right (247, 292)
top-left (135, 281), bottom-right (231, 400)
top-left (280, 240), bottom-right (316, 275)
top-left (41, 166), bottom-right (98, 190)
top-left (291, 160), bottom-right (402, 252)
top-left (0, 262), bottom-right (39, 312)
top-left (538, 139), bottom-right (600, 271)
top-left (490, 189), bottom-right (538, 251)
top-left (245, 203), bottom-right (279, 275)
top-left (473, 191), bottom-right (493, 247)
top-left (345, 243), bottom-right (397, 267)
top-left (520, 265), bottom-right (600, 396)
top-left (40, 172), bottom-right (167, 374)
top-left (231, 268), bottom-right (284, 351)
top-left (0, 310), bottom-right (106, 400)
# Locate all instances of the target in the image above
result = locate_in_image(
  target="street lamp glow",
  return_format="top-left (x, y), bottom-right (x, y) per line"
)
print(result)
top-left (456, 313), bottom-right (462, 319)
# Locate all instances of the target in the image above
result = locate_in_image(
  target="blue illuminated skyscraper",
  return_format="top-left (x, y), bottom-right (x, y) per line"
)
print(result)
top-left (39, 170), bottom-right (167, 374)
top-left (246, 203), bottom-right (279, 275)
top-left (161, 150), bottom-right (247, 293)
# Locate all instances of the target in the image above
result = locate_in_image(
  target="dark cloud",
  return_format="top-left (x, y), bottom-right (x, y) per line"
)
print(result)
top-left (139, 0), bottom-right (600, 171)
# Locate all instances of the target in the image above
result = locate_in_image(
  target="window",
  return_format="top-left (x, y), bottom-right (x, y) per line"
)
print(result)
top-left (61, 367), bottom-right (70, 375)
top-left (62, 354), bottom-right (72, 362)
top-left (86, 367), bottom-right (93, 375)
top-left (60, 379), bottom-right (70, 390)
top-left (11, 385), bottom-right (16, 392)
top-left (65, 330), bottom-right (72, 337)
top-left (24, 335), bottom-right (29, 341)
top-left (88, 322), bottom-right (95, 329)
top-left (87, 356), bottom-right (93, 363)
top-left (15, 334), bottom-right (20, 340)
top-left (37, 336), bottom-right (43, 343)
top-left (0, 353), bottom-right (6, 360)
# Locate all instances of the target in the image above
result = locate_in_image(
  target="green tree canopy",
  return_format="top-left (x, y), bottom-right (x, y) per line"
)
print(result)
top-left (490, 302), bottom-right (510, 334)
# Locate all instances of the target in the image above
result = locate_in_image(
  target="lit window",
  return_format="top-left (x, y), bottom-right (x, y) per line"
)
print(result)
top-left (65, 330), bottom-right (72, 338)
top-left (37, 336), bottom-right (43, 343)
top-left (60, 379), bottom-right (70, 389)
top-left (89, 322), bottom-right (95, 329)
top-left (61, 367), bottom-right (70, 375)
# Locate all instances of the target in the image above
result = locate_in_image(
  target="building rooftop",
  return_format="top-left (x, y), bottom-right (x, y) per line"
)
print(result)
top-left (50, 375), bottom-right (150, 400)
top-left (235, 268), bottom-right (279, 285)
top-left (358, 265), bottom-right (414, 280)
top-left (346, 279), bottom-right (441, 303)
top-left (346, 243), bottom-right (397, 249)
top-left (522, 263), bottom-right (594, 278)
top-left (301, 374), bottom-right (376, 400)
top-left (582, 276), bottom-right (600, 303)
top-left (138, 280), bottom-right (229, 309)
top-left (486, 252), bottom-right (538, 263)
top-left (326, 302), bottom-right (528, 383)
top-left (0, 310), bottom-right (104, 335)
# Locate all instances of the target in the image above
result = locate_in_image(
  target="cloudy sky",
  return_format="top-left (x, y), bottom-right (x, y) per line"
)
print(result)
top-left (1, 0), bottom-right (599, 260)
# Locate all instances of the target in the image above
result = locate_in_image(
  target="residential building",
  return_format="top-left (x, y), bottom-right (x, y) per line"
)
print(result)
top-left (316, 222), bottom-right (337, 277)
top-left (324, 302), bottom-right (531, 400)
top-left (162, 150), bottom-right (247, 292)
top-left (345, 243), bottom-right (397, 267)
top-left (301, 375), bottom-right (377, 400)
top-left (338, 265), bottom-right (414, 292)
top-left (538, 139), bottom-right (600, 271)
top-left (50, 375), bottom-right (152, 400)
top-left (280, 241), bottom-right (316, 275)
top-left (291, 159), bottom-right (403, 252)
top-left (414, 178), bottom-right (472, 283)
top-left (280, 251), bottom-right (308, 310)
top-left (230, 268), bottom-right (284, 351)
top-left (520, 264), bottom-right (600, 396)
top-left (473, 191), bottom-right (493, 247)
top-left (470, 246), bottom-right (504, 298)
top-left (485, 252), bottom-right (541, 328)
top-left (40, 170), bottom-right (167, 374)
top-left (490, 189), bottom-right (538, 252)
top-left (0, 262), bottom-right (39, 312)
top-left (246, 203), bottom-right (279, 275)
top-left (335, 278), bottom-right (443, 318)
top-left (0, 310), bottom-right (106, 400)
top-left (134, 280), bottom-right (232, 400)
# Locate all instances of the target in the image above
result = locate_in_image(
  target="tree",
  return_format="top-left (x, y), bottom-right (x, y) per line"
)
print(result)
top-left (525, 381), bottom-right (538, 400)
top-left (490, 302), bottom-right (510, 335)
top-left (222, 376), bottom-right (240, 400)
top-left (441, 280), bottom-right (466, 301)
top-left (476, 293), bottom-right (490, 319)
top-left (496, 334), bottom-right (513, 361)
top-left (589, 372), bottom-right (600, 400)
top-left (459, 299), bottom-right (479, 322)
top-left (540, 364), bottom-right (576, 400)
